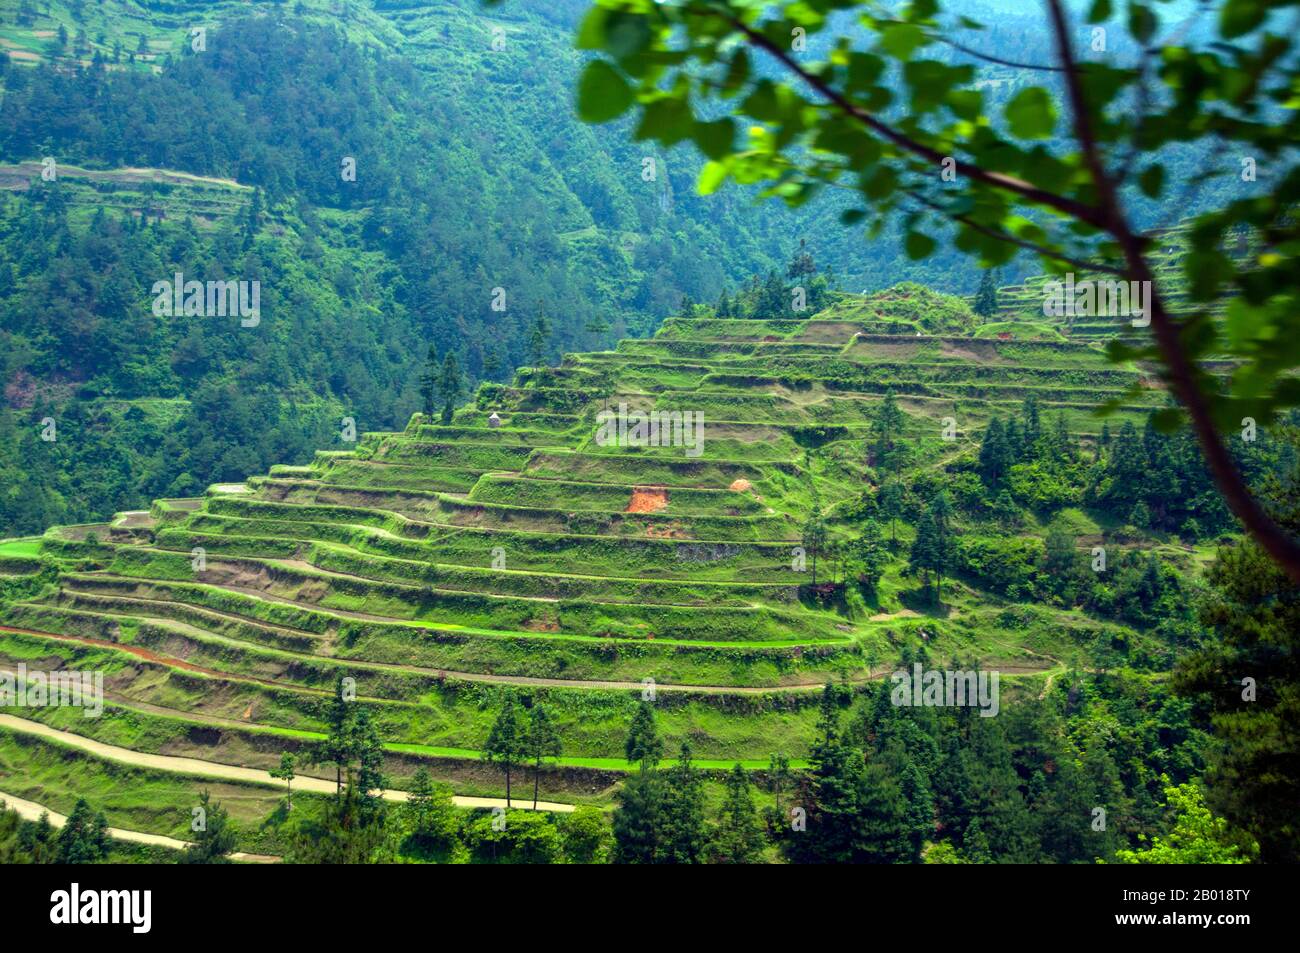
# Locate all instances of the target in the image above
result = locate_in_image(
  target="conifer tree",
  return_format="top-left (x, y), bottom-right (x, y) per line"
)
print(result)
top-left (55, 799), bottom-right (108, 864)
top-left (972, 269), bottom-right (999, 319)
top-left (526, 704), bottom-right (562, 810)
top-left (624, 700), bottom-right (663, 774)
top-left (417, 344), bottom-right (439, 418)
top-left (711, 764), bottom-right (766, 863)
top-left (659, 744), bottom-right (707, 863)
top-left (483, 695), bottom-right (526, 808)
top-left (438, 352), bottom-right (461, 425)
top-left (182, 790), bottom-right (237, 864)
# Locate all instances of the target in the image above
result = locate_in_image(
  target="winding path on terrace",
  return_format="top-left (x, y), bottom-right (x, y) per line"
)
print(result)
top-left (0, 714), bottom-right (576, 813)
top-left (0, 624), bottom-right (883, 695)
top-left (0, 788), bottom-right (280, 862)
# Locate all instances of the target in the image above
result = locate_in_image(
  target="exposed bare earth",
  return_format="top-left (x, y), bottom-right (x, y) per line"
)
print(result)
top-left (626, 486), bottom-right (669, 513)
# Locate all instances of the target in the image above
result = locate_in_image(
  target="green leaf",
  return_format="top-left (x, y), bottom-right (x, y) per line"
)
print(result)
top-left (905, 231), bottom-right (936, 260)
top-left (635, 96), bottom-right (693, 145)
top-left (697, 161), bottom-right (728, 195)
top-left (1138, 164), bottom-right (1165, 198)
top-left (878, 22), bottom-right (926, 61)
top-left (576, 60), bottom-right (632, 124)
top-left (1005, 87), bottom-right (1057, 140)
top-left (1087, 0), bottom-right (1113, 24)
top-left (574, 8), bottom-right (609, 51)
top-left (692, 119), bottom-right (736, 161)
top-left (1128, 2), bottom-right (1157, 44)
top-left (1220, 0), bottom-right (1268, 39)
top-left (1151, 407), bottom-right (1183, 433)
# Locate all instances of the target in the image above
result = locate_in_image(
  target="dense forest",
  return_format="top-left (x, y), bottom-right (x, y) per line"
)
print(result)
top-left (0, 0), bottom-right (1256, 536)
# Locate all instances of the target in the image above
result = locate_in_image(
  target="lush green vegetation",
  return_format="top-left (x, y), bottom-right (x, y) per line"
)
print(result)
top-left (4, 276), bottom-right (1288, 862)
top-left (1, 0), bottom-right (1295, 867)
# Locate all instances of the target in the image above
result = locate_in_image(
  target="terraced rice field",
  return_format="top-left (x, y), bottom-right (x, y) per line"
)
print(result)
top-left (0, 298), bottom-right (1167, 838)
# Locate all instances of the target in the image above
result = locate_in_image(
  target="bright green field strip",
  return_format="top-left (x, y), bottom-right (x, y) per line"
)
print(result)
top-left (0, 538), bottom-right (43, 558)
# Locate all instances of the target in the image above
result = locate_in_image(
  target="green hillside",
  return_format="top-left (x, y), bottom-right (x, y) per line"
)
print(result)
top-left (2, 282), bottom-right (1262, 859)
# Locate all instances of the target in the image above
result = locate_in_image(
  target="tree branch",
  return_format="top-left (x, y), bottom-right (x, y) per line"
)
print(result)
top-left (936, 36), bottom-right (1063, 72)
top-left (722, 13), bottom-right (1112, 231)
top-left (904, 188), bottom-right (1126, 275)
top-left (1044, 0), bottom-right (1300, 582)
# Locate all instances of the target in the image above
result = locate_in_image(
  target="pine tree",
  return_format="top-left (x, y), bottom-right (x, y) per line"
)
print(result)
top-left (526, 704), bottom-right (562, 810)
top-left (1022, 394), bottom-right (1042, 453)
top-left (930, 492), bottom-right (954, 601)
top-left (314, 674), bottom-right (356, 795)
top-left (527, 313), bottom-right (551, 366)
top-left (182, 790), bottom-right (237, 864)
top-left (417, 344), bottom-right (439, 418)
top-left (1054, 411), bottom-right (1073, 460)
top-left (1044, 527), bottom-right (1081, 604)
top-left (972, 269), bottom-right (999, 319)
top-left (483, 695), bottom-right (525, 807)
top-left (611, 771), bottom-right (663, 864)
top-left (963, 817), bottom-right (993, 863)
top-left (438, 352), bottom-right (461, 425)
top-left (870, 389), bottom-right (906, 468)
top-left (755, 270), bottom-right (787, 318)
top-left (878, 479), bottom-right (905, 546)
top-left (909, 507), bottom-right (939, 591)
top-left (270, 752), bottom-right (297, 810)
top-left (659, 744), bottom-right (707, 863)
top-left (802, 506), bottom-right (828, 586)
top-left (768, 752), bottom-right (792, 831)
top-left (978, 416), bottom-right (1010, 488)
top-left (55, 799), bottom-right (108, 864)
top-left (848, 517), bottom-right (889, 594)
top-left (624, 700), bottom-right (663, 774)
top-left (711, 764), bottom-right (766, 863)
top-left (898, 758), bottom-right (935, 860)
top-left (404, 768), bottom-right (458, 853)
top-left (352, 707), bottom-right (387, 809)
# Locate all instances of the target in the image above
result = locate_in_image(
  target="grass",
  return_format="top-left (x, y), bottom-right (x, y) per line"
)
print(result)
top-left (0, 280), bottom-right (1208, 815)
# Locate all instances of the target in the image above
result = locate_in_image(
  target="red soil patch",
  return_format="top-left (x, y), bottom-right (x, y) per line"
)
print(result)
top-left (0, 625), bottom-right (207, 674)
top-left (626, 486), bottom-right (669, 513)
top-left (728, 479), bottom-right (753, 492)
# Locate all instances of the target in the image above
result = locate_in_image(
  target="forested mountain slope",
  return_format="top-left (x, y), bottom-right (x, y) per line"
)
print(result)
top-left (0, 0), bottom-right (1252, 536)
top-left (0, 1), bottom-right (819, 535)
top-left (2, 282), bottom-right (1284, 862)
